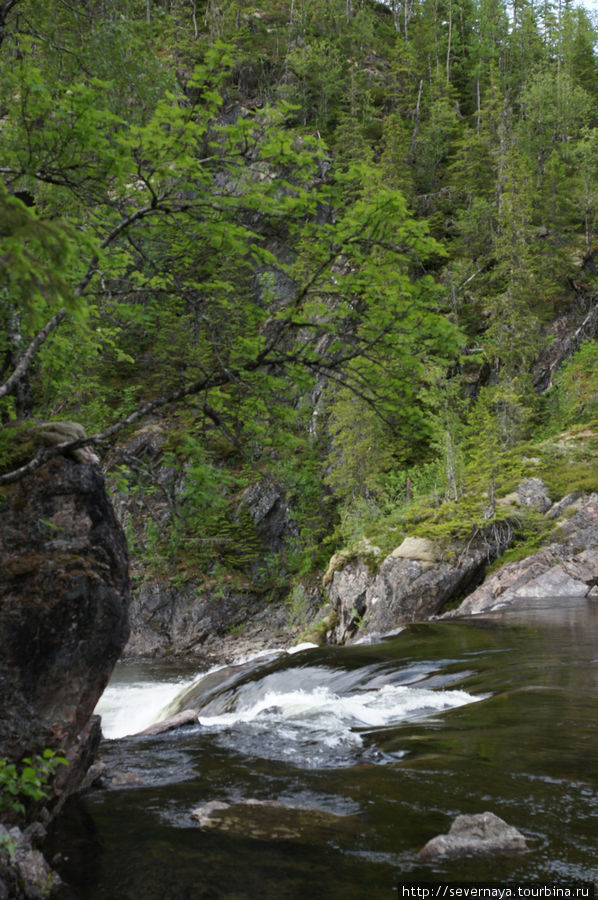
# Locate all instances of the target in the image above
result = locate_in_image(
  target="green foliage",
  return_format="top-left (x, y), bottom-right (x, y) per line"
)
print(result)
top-left (484, 507), bottom-right (551, 573)
top-left (2, 0), bottom-right (598, 614)
top-left (0, 750), bottom-right (68, 817)
top-left (537, 423), bottom-right (598, 499)
top-left (286, 582), bottom-right (310, 628)
top-left (0, 423), bottom-right (37, 476)
top-left (0, 187), bottom-right (79, 328)
top-left (324, 389), bottom-right (395, 506)
top-left (0, 830), bottom-right (16, 861)
top-left (547, 341), bottom-right (598, 428)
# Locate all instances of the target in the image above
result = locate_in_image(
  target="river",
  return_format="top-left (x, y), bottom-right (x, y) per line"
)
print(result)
top-left (48, 594), bottom-right (598, 897)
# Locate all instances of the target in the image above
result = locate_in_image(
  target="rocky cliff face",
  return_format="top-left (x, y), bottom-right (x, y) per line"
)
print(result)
top-left (448, 492), bottom-right (598, 617)
top-left (324, 532), bottom-right (506, 644)
top-left (106, 423), bottom-right (301, 659)
top-left (323, 484), bottom-right (598, 643)
top-left (0, 453), bottom-right (130, 810)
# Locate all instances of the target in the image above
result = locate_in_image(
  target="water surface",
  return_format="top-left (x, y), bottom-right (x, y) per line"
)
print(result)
top-left (49, 595), bottom-right (598, 897)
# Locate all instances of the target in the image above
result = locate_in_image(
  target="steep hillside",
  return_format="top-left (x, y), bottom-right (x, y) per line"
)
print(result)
top-left (2, 0), bottom-right (598, 654)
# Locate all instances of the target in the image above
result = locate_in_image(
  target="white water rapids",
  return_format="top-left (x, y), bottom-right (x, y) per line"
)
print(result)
top-left (96, 644), bottom-right (484, 767)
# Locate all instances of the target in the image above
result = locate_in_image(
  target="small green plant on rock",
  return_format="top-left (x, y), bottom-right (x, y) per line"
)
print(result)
top-left (0, 750), bottom-right (68, 817)
top-left (350, 607), bottom-right (370, 631)
top-left (0, 830), bottom-right (16, 861)
top-left (286, 583), bottom-right (309, 628)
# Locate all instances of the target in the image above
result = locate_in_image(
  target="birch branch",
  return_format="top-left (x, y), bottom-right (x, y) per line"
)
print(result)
top-left (0, 307), bottom-right (67, 400)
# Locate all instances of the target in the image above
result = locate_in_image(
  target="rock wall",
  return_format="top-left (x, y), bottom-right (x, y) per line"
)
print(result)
top-left (325, 533), bottom-right (504, 643)
top-left (0, 454), bottom-right (130, 809)
top-left (106, 423), bottom-right (301, 658)
top-left (448, 493), bottom-right (598, 617)
top-left (324, 486), bottom-right (598, 642)
top-left (125, 580), bottom-right (265, 657)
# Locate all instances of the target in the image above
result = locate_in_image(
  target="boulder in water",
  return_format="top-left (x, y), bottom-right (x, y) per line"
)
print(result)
top-left (419, 811), bottom-right (528, 859)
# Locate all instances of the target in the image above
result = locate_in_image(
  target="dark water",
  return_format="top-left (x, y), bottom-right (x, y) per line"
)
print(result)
top-left (48, 595), bottom-right (598, 898)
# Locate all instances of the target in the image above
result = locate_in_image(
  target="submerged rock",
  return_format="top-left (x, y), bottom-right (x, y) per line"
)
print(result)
top-left (160, 653), bottom-right (282, 718)
top-left (190, 800), bottom-right (231, 827)
top-left (419, 811), bottom-right (528, 859)
top-left (191, 799), bottom-right (359, 843)
top-left (110, 772), bottom-right (144, 787)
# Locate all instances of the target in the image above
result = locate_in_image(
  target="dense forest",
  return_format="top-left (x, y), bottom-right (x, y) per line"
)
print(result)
top-left (2, 0), bottom-right (598, 608)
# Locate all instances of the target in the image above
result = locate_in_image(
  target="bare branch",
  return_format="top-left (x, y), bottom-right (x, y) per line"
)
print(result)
top-left (0, 307), bottom-right (67, 400)
top-left (0, 0), bottom-right (21, 48)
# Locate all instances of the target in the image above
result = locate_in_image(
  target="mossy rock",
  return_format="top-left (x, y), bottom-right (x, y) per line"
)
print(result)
top-left (322, 538), bottom-right (382, 586)
top-left (297, 609), bottom-right (339, 646)
top-left (0, 422), bottom-right (38, 476)
top-left (390, 535), bottom-right (445, 563)
top-left (0, 421), bottom-right (92, 477)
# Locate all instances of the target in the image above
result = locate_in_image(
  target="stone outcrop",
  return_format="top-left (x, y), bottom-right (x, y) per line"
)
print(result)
top-left (237, 478), bottom-right (298, 553)
top-left (419, 812), bottom-right (528, 859)
top-left (125, 580), bottom-right (272, 657)
top-left (106, 424), bottom-right (302, 658)
top-left (325, 533), bottom-right (505, 643)
top-left (0, 824), bottom-right (61, 899)
top-left (450, 493), bottom-right (598, 617)
top-left (0, 452), bottom-right (130, 809)
top-left (324, 485), bottom-right (598, 641)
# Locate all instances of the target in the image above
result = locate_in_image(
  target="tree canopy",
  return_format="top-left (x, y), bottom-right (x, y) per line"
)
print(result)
top-left (1, 0), bottom-right (598, 585)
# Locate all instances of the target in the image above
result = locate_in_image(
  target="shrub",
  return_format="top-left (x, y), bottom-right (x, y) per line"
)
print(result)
top-left (0, 750), bottom-right (68, 817)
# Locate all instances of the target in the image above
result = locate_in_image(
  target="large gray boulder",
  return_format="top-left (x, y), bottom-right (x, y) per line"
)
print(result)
top-left (0, 453), bottom-right (130, 810)
top-left (419, 812), bottom-right (528, 859)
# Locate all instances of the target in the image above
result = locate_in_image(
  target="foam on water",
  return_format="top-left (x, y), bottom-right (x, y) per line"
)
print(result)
top-left (96, 649), bottom-right (289, 739)
top-left (97, 679), bottom-right (196, 739)
top-left (199, 682), bottom-right (479, 732)
top-left (96, 645), bottom-right (483, 756)
top-left (195, 681), bottom-right (483, 766)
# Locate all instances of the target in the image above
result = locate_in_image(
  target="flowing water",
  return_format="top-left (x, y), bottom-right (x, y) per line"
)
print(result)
top-left (49, 595), bottom-right (598, 898)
